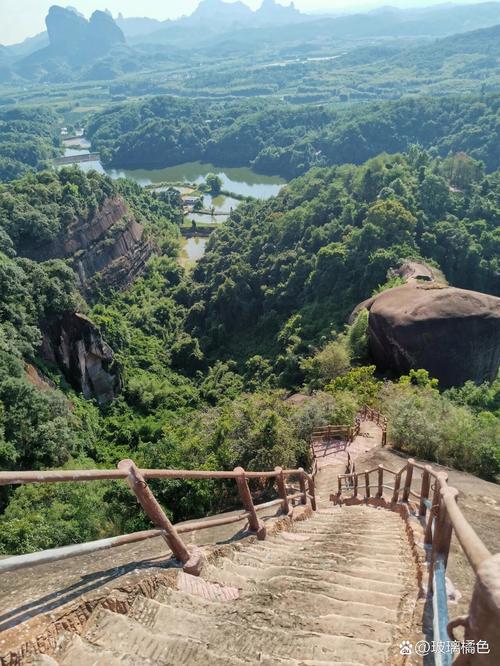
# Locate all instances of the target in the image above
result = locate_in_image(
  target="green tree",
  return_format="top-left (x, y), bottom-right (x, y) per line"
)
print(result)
top-left (205, 173), bottom-right (222, 195)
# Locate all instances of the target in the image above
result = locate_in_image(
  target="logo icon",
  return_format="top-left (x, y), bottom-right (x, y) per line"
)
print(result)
top-left (400, 640), bottom-right (413, 656)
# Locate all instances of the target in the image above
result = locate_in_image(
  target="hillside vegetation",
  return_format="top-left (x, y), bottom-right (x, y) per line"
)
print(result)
top-left (187, 149), bottom-right (499, 368)
top-left (87, 93), bottom-right (500, 177)
top-left (0, 151), bottom-right (498, 554)
top-left (0, 106), bottom-right (60, 182)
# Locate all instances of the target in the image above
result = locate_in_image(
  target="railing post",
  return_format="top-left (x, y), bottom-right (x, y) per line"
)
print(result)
top-left (234, 467), bottom-right (266, 540)
top-left (425, 476), bottom-right (442, 546)
top-left (307, 473), bottom-right (317, 511)
top-left (364, 470), bottom-right (370, 499)
top-left (353, 471), bottom-right (358, 498)
top-left (435, 488), bottom-right (457, 569)
top-left (377, 465), bottom-right (384, 498)
top-left (118, 459), bottom-right (203, 575)
top-left (449, 554), bottom-right (500, 664)
top-left (419, 466), bottom-right (432, 516)
top-left (392, 471), bottom-right (402, 503)
top-left (298, 468), bottom-right (307, 505)
top-left (402, 459), bottom-right (414, 503)
top-left (275, 466), bottom-right (291, 516)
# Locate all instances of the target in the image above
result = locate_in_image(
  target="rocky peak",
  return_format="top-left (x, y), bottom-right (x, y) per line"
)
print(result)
top-left (45, 5), bottom-right (88, 53)
top-left (45, 5), bottom-right (124, 61)
top-left (257, 0), bottom-right (302, 22)
top-left (88, 10), bottom-right (126, 55)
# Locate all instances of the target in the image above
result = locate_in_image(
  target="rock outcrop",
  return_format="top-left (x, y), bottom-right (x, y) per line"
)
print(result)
top-left (27, 195), bottom-right (156, 294)
top-left (41, 312), bottom-right (121, 405)
top-left (358, 283), bottom-right (500, 387)
top-left (45, 6), bottom-right (125, 61)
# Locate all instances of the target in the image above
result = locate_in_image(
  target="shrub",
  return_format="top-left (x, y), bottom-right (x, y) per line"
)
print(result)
top-left (382, 383), bottom-right (500, 481)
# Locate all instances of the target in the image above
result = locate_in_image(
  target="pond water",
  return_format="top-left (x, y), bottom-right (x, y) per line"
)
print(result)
top-left (185, 193), bottom-right (242, 225)
top-left (62, 147), bottom-right (285, 263)
top-left (63, 149), bottom-right (284, 200)
top-left (107, 161), bottom-right (285, 199)
top-left (181, 237), bottom-right (209, 265)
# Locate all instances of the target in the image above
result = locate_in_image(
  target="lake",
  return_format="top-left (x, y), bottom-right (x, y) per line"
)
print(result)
top-left (63, 149), bottom-right (284, 199)
top-left (107, 161), bottom-right (285, 199)
top-left (63, 145), bottom-right (285, 263)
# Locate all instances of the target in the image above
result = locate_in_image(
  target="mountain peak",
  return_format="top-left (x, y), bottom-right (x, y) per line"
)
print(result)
top-left (45, 5), bottom-right (124, 60)
top-left (257, 0), bottom-right (301, 21)
top-left (191, 0), bottom-right (252, 21)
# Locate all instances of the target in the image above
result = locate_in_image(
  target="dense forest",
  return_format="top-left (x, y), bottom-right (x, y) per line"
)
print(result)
top-left (0, 106), bottom-right (60, 182)
top-left (87, 93), bottom-right (500, 177)
top-left (187, 149), bottom-right (499, 364)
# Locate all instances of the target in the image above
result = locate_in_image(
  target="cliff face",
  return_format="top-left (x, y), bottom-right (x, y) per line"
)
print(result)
top-left (28, 195), bottom-right (156, 294)
top-left (41, 312), bottom-right (121, 405)
top-left (358, 283), bottom-right (500, 388)
top-left (27, 195), bottom-right (156, 404)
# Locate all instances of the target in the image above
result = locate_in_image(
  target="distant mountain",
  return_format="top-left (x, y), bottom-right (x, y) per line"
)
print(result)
top-left (115, 15), bottom-right (162, 38)
top-left (256, 0), bottom-right (302, 24)
top-left (125, 0), bottom-right (306, 45)
top-left (127, 0), bottom-right (500, 47)
top-left (3, 32), bottom-right (49, 57)
top-left (188, 0), bottom-right (253, 23)
top-left (45, 6), bottom-right (125, 59)
top-left (3, 1), bottom-right (500, 84)
top-left (394, 21), bottom-right (500, 67)
top-left (10, 6), bottom-right (126, 82)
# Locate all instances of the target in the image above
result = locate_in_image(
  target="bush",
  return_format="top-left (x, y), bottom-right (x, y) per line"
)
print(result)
top-left (382, 383), bottom-right (500, 481)
top-left (301, 339), bottom-right (350, 390)
top-left (0, 470), bottom-right (112, 555)
top-left (346, 309), bottom-right (369, 364)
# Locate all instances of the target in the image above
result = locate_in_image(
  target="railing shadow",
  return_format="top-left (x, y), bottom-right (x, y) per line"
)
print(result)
top-left (0, 552), bottom-right (177, 633)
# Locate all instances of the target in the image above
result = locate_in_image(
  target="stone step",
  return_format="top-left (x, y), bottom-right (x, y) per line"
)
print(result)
top-left (214, 559), bottom-right (407, 596)
top-left (149, 587), bottom-right (398, 644)
top-left (56, 634), bottom-right (149, 665)
top-left (84, 608), bottom-right (249, 665)
top-left (129, 596), bottom-right (387, 663)
top-left (264, 576), bottom-right (403, 615)
top-left (233, 550), bottom-right (410, 585)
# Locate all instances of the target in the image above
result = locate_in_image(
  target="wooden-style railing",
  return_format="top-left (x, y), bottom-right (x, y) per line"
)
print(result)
top-left (0, 463), bottom-right (316, 576)
top-left (336, 459), bottom-right (500, 665)
top-left (352, 405), bottom-right (388, 445)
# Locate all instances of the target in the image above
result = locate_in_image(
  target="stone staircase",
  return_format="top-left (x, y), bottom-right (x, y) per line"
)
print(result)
top-left (34, 504), bottom-right (419, 666)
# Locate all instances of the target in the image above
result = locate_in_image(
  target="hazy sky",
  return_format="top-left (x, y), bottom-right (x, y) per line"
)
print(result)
top-left (0, 0), bottom-right (491, 45)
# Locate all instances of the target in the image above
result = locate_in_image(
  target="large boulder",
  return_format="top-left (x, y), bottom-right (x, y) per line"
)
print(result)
top-left (41, 312), bottom-right (121, 405)
top-left (360, 283), bottom-right (500, 387)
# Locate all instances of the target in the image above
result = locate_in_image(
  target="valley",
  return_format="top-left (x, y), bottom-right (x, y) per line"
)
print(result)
top-left (0, 3), bottom-right (499, 662)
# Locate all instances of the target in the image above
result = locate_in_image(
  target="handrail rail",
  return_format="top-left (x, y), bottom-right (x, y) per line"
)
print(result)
top-left (0, 460), bottom-right (316, 576)
top-left (438, 478), bottom-right (491, 573)
top-left (351, 406), bottom-right (388, 445)
top-left (0, 467), bottom-right (305, 486)
top-left (336, 459), bottom-right (491, 572)
top-left (336, 449), bottom-right (499, 660)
